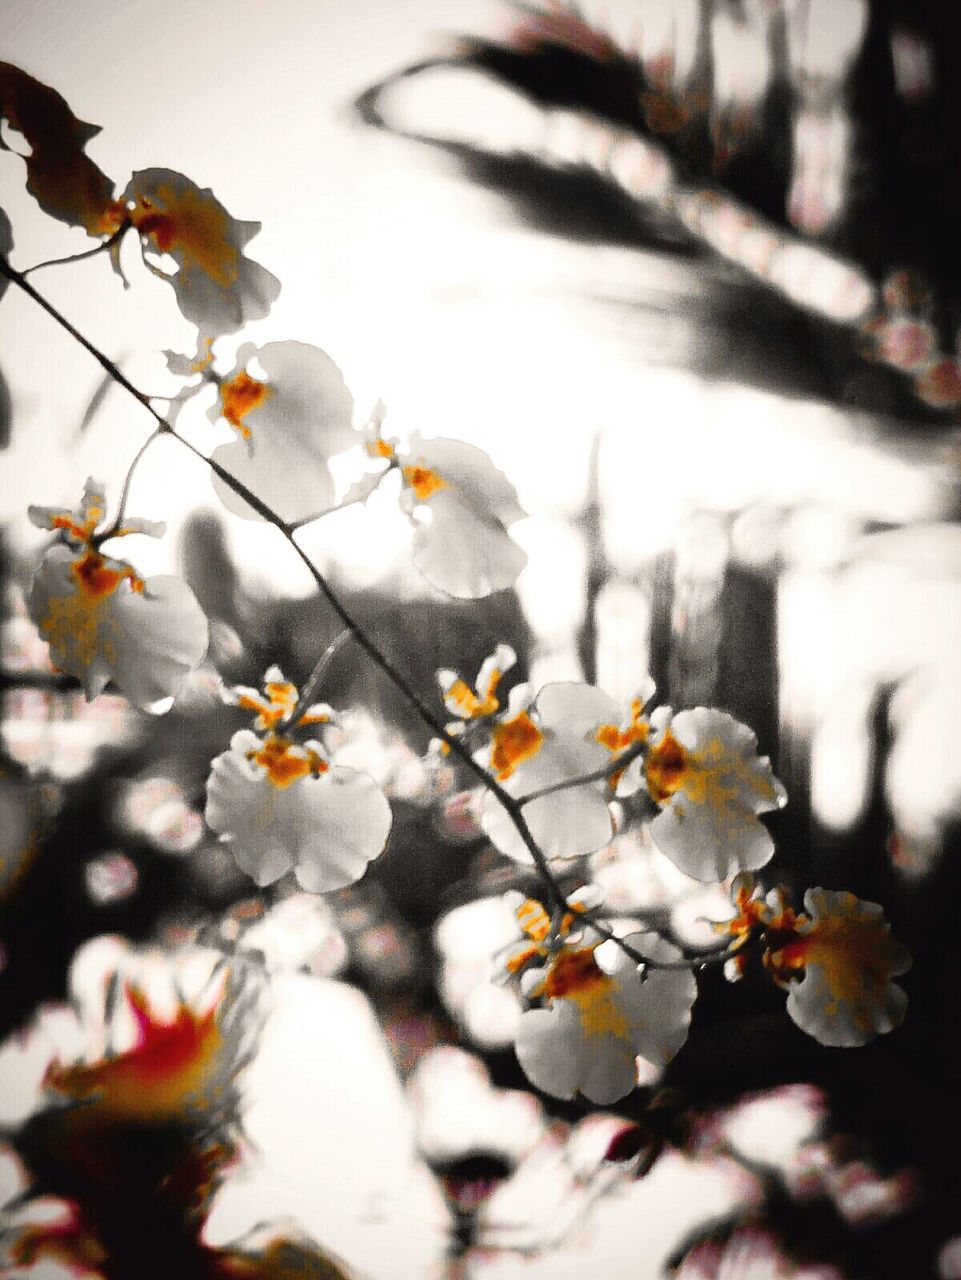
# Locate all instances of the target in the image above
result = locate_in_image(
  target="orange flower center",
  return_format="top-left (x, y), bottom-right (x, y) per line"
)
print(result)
top-left (71, 550), bottom-right (143, 599)
top-left (645, 729), bottom-right (689, 803)
top-left (130, 185), bottom-right (239, 287)
top-left (219, 370), bottom-right (270, 439)
top-left (490, 711), bottom-right (544, 780)
top-left (248, 734), bottom-right (328, 789)
top-left (402, 464), bottom-right (446, 501)
top-left (543, 947), bottom-right (608, 999)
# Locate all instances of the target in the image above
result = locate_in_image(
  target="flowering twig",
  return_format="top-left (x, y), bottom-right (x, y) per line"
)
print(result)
top-left (2, 257), bottom-right (722, 975)
top-left (0, 254), bottom-right (574, 916)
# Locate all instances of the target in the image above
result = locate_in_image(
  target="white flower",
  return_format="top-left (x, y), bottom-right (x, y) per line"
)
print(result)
top-left (122, 167), bottom-right (281, 335)
top-left (208, 340), bottom-right (357, 523)
top-left (205, 669), bottom-right (391, 891)
top-left (775, 889), bottom-right (911, 1048)
top-left (644, 707), bottom-right (787, 881)
top-left (397, 433), bottom-right (527, 598)
top-left (479, 682), bottom-right (619, 863)
top-left (513, 927), bottom-right (696, 1105)
top-left (27, 480), bottom-right (208, 712)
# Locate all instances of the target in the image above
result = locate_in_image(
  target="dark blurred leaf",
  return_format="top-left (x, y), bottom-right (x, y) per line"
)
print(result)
top-left (0, 358), bottom-right (10, 449)
top-left (77, 359), bottom-right (125, 436)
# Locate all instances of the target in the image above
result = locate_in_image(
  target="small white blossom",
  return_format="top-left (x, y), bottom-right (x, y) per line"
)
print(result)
top-left (205, 669), bottom-right (391, 891)
top-left (208, 341), bottom-right (356, 523)
top-left (513, 924), bottom-right (696, 1105)
top-left (27, 480), bottom-right (208, 712)
top-left (644, 707), bottom-right (787, 881)
top-left (397, 433), bottom-right (527, 598)
top-left (479, 682), bottom-right (619, 863)
top-left (122, 168), bottom-right (281, 335)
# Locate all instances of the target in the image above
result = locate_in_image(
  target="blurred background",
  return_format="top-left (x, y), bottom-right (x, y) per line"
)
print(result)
top-left (2, 1), bottom-right (961, 1276)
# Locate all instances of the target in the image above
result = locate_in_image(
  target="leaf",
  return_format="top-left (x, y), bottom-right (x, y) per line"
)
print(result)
top-left (0, 62), bottom-right (118, 234)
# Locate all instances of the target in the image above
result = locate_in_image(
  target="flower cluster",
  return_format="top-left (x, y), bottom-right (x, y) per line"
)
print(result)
top-left (434, 645), bottom-right (786, 881)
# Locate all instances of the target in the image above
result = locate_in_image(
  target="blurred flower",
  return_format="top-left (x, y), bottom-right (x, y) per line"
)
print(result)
top-left (83, 851), bottom-right (138, 905)
top-left (434, 895), bottom-right (523, 1049)
top-left (396, 433), bottom-right (528, 599)
top-left (27, 479), bottom-right (208, 712)
top-left (205, 667), bottom-right (392, 891)
top-left (772, 889), bottom-right (911, 1047)
top-left (644, 708), bottom-right (786, 881)
top-left (236, 893), bottom-right (347, 977)
top-left (871, 316), bottom-right (936, 372)
top-left (208, 340), bottom-right (356, 524)
top-left (676, 1225), bottom-right (843, 1279)
top-left (916, 357), bottom-right (961, 410)
top-left (115, 774), bottom-right (204, 855)
top-left (120, 167), bottom-right (280, 335)
top-left (408, 1047), bottom-right (545, 1212)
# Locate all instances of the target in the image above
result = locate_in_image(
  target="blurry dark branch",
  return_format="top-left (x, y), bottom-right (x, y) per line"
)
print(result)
top-left (0, 670), bottom-right (82, 692)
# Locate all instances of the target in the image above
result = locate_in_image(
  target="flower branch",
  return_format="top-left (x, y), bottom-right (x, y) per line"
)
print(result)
top-left (0, 253), bottom-right (573, 913)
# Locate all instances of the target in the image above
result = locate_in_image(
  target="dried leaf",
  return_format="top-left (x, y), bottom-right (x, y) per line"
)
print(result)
top-left (0, 62), bottom-right (117, 234)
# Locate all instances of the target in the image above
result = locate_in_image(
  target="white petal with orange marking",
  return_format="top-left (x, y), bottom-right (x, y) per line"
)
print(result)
top-left (123, 168), bottom-right (281, 336)
top-left (479, 682), bottom-right (615, 864)
top-left (646, 707), bottom-right (786, 882)
top-left (28, 542), bottom-right (208, 711)
top-left (513, 930), bottom-right (694, 1104)
top-left (783, 888), bottom-right (911, 1048)
top-left (209, 340), bottom-right (356, 524)
top-left (398, 433), bottom-right (527, 599)
top-left (205, 729), bottom-right (392, 892)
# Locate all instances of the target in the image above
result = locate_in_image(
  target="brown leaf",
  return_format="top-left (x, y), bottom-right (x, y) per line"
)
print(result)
top-left (0, 62), bottom-right (119, 235)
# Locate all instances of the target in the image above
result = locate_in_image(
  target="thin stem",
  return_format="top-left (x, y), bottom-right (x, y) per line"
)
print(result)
top-left (288, 464), bottom-right (394, 531)
top-left (588, 917), bottom-right (738, 971)
top-left (20, 224), bottom-right (128, 279)
top-left (282, 628), bottom-right (353, 731)
top-left (95, 426), bottom-right (166, 542)
top-left (0, 255), bottom-right (570, 911)
top-left (516, 737), bottom-right (648, 806)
